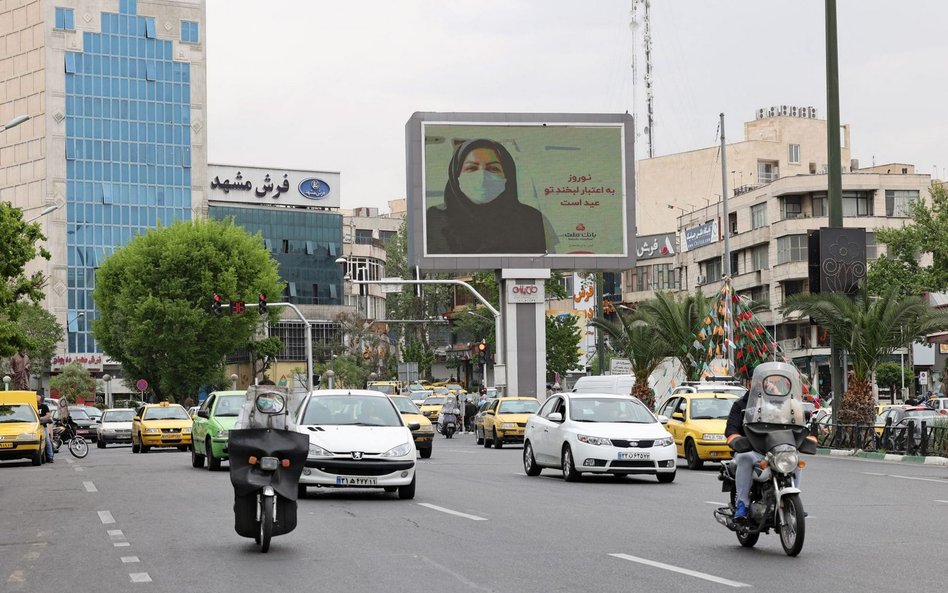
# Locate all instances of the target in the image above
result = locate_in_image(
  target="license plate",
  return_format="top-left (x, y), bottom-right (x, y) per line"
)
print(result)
top-left (163, 439), bottom-right (180, 443)
top-left (335, 476), bottom-right (378, 486)
top-left (618, 451), bottom-right (650, 460)
top-left (0, 442), bottom-right (13, 448)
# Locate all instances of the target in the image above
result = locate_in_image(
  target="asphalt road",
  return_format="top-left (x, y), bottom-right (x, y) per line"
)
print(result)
top-left (2, 435), bottom-right (948, 593)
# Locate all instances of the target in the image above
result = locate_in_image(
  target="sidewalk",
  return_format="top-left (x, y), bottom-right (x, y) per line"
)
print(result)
top-left (816, 447), bottom-right (948, 466)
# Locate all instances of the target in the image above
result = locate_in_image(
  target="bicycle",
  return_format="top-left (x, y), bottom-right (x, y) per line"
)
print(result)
top-left (52, 419), bottom-right (89, 459)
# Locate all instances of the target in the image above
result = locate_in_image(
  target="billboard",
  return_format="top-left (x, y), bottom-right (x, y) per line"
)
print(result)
top-left (207, 164), bottom-right (341, 209)
top-left (406, 113), bottom-right (635, 272)
top-left (635, 232), bottom-right (676, 260)
top-left (682, 220), bottom-right (718, 252)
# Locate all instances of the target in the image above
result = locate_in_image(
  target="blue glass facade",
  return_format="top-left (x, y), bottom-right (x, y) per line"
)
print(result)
top-left (208, 206), bottom-right (344, 306)
top-left (65, 4), bottom-right (193, 353)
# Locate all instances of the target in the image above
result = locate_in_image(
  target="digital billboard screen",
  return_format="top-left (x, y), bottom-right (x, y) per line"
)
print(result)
top-left (406, 113), bottom-right (635, 272)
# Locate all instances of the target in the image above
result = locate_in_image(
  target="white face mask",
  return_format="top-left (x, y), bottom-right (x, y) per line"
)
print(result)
top-left (459, 171), bottom-right (506, 205)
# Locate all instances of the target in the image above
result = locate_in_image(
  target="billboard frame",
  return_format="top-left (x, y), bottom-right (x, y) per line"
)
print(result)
top-left (406, 112), bottom-right (636, 272)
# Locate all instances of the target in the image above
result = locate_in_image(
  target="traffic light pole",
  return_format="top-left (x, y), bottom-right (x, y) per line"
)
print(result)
top-left (219, 301), bottom-right (313, 391)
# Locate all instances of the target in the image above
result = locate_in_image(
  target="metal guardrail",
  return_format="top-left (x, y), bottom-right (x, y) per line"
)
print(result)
top-left (815, 419), bottom-right (948, 457)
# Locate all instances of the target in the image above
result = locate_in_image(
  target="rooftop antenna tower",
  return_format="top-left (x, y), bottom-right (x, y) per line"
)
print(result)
top-left (630, 0), bottom-right (655, 158)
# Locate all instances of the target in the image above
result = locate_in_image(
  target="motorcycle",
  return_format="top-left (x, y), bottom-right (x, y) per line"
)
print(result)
top-left (228, 389), bottom-right (308, 553)
top-left (51, 417), bottom-right (89, 459)
top-left (713, 362), bottom-right (817, 557)
top-left (438, 394), bottom-right (459, 439)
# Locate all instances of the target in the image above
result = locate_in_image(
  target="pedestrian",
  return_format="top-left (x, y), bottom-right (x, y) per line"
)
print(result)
top-left (465, 398), bottom-right (476, 433)
top-left (36, 393), bottom-right (54, 463)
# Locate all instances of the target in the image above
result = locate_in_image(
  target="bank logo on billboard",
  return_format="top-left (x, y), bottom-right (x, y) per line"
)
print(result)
top-left (299, 178), bottom-right (332, 199)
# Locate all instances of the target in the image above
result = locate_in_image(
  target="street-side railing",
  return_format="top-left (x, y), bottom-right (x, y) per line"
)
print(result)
top-left (814, 420), bottom-right (948, 457)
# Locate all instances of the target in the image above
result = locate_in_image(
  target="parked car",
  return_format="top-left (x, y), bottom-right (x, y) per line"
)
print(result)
top-left (295, 390), bottom-right (417, 499)
top-left (0, 391), bottom-right (46, 465)
top-left (473, 398), bottom-right (496, 442)
top-left (131, 402), bottom-right (192, 453)
top-left (925, 397), bottom-right (948, 413)
top-left (656, 392), bottom-right (737, 469)
top-left (190, 390), bottom-right (244, 470)
top-left (477, 397), bottom-right (540, 448)
top-left (96, 408), bottom-right (135, 447)
top-left (523, 392), bottom-right (676, 482)
top-left (77, 405), bottom-right (102, 424)
top-left (389, 395), bottom-right (434, 458)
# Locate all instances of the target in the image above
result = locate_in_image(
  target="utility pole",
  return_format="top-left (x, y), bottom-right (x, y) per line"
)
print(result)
top-left (596, 273), bottom-right (605, 374)
top-left (826, 0), bottom-right (844, 426)
top-left (720, 113), bottom-right (734, 376)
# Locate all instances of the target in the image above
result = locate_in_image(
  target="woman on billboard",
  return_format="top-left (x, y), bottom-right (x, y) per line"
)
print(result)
top-left (426, 139), bottom-right (546, 254)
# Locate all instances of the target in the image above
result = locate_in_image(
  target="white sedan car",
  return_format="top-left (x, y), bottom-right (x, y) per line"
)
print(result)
top-left (523, 392), bottom-right (677, 482)
top-left (96, 408), bottom-right (135, 447)
top-left (295, 390), bottom-right (418, 499)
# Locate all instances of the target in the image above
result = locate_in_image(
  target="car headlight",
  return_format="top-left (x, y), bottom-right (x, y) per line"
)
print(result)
top-left (145, 428), bottom-right (159, 434)
top-left (577, 434), bottom-right (613, 446)
top-left (215, 429), bottom-right (228, 438)
top-left (381, 442), bottom-right (413, 457)
top-left (654, 437), bottom-right (674, 447)
top-left (417, 425), bottom-right (434, 433)
top-left (103, 428), bottom-right (116, 434)
top-left (182, 427), bottom-right (192, 434)
top-left (770, 448), bottom-right (800, 474)
top-left (17, 433), bottom-right (36, 440)
top-left (702, 433), bottom-right (726, 441)
top-left (308, 443), bottom-right (332, 458)
top-left (501, 422), bottom-right (517, 429)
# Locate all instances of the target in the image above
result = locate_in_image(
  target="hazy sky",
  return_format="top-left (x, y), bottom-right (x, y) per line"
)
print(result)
top-left (206, 0), bottom-right (948, 213)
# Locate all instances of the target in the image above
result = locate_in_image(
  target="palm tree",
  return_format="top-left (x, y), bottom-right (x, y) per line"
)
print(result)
top-left (588, 312), bottom-right (672, 409)
top-left (636, 291), bottom-right (710, 381)
top-left (782, 288), bottom-right (948, 424)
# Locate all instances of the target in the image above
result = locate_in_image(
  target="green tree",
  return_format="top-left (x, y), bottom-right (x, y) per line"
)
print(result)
top-left (637, 291), bottom-right (710, 381)
top-left (546, 314), bottom-right (582, 383)
top-left (782, 288), bottom-right (948, 424)
top-left (874, 361), bottom-right (915, 401)
top-left (92, 219), bottom-right (283, 402)
top-left (868, 184), bottom-right (948, 296)
top-left (7, 303), bottom-right (64, 377)
top-left (588, 312), bottom-right (672, 408)
top-left (50, 362), bottom-right (97, 403)
top-left (246, 336), bottom-right (284, 383)
top-left (0, 203), bottom-right (51, 356)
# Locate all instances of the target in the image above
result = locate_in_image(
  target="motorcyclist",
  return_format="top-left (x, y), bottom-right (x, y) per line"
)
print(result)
top-left (725, 370), bottom-right (816, 521)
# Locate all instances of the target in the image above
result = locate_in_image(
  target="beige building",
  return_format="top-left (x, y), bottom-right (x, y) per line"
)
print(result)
top-left (340, 206), bottom-right (402, 320)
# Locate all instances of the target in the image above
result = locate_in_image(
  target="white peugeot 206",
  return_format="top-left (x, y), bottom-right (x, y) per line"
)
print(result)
top-left (523, 392), bottom-right (677, 483)
top-left (295, 389), bottom-right (418, 499)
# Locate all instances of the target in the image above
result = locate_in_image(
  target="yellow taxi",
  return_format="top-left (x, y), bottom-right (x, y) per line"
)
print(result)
top-left (419, 395), bottom-right (446, 424)
top-left (480, 397), bottom-right (540, 449)
top-left (657, 392), bottom-right (738, 469)
top-left (0, 391), bottom-right (46, 466)
top-left (131, 402), bottom-right (192, 453)
top-left (389, 395), bottom-right (434, 458)
top-left (367, 381), bottom-right (400, 396)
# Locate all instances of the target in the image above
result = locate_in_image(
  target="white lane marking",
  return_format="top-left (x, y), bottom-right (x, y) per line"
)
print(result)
top-left (121, 557), bottom-right (140, 564)
top-left (610, 553), bottom-right (751, 588)
top-left (936, 500), bottom-right (948, 504)
top-left (107, 529), bottom-right (124, 538)
top-left (74, 466), bottom-right (85, 472)
top-left (7, 569), bottom-right (26, 583)
top-left (703, 501), bottom-right (726, 505)
top-left (863, 472), bottom-right (947, 484)
top-left (417, 503), bottom-right (487, 521)
top-left (83, 481), bottom-right (97, 492)
top-left (97, 511), bottom-right (115, 524)
top-left (129, 573), bottom-right (152, 583)
top-left (23, 551), bottom-right (40, 560)
top-left (114, 542), bottom-right (131, 547)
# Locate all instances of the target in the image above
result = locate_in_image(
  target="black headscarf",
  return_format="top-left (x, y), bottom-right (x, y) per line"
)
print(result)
top-left (426, 139), bottom-right (546, 255)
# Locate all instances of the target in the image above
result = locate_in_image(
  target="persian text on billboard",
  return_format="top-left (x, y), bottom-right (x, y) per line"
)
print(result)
top-left (683, 221), bottom-right (718, 252)
top-left (635, 232), bottom-right (676, 259)
top-left (422, 124), bottom-right (626, 257)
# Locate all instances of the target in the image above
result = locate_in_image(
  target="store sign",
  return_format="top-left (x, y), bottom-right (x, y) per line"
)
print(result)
top-left (573, 273), bottom-right (595, 318)
top-left (51, 354), bottom-right (116, 373)
top-left (208, 165), bottom-right (341, 208)
top-left (683, 220), bottom-right (718, 252)
top-left (507, 281), bottom-right (545, 304)
top-left (635, 232), bottom-right (676, 260)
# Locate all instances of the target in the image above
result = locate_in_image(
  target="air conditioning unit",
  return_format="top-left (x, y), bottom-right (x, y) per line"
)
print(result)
top-left (790, 106), bottom-right (798, 117)
top-left (696, 275), bottom-right (706, 285)
top-left (756, 108), bottom-right (766, 120)
top-left (807, 106), bottom-right (817, 118)
top-left (780, 105), bottom-right (789, 116)
top-left (767, 107), bottom-right (776, 117)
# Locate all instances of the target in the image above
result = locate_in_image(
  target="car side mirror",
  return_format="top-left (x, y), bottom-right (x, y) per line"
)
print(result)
top-left (671, 412), bottom-right (684, 421)
top-left (407, 422), bottom-right (420, 431)
top-left (547, 412), bottom-right (563, 423)
top-left (133, 417), bottom-right (141, 422)
top-left (197, 409), bottom-right (209, 419)
top-left (657, 415), bottom-right (669, 424)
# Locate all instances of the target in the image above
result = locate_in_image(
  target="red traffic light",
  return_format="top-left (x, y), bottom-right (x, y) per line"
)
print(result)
top-left (231, 300), bottom-right (246, 314)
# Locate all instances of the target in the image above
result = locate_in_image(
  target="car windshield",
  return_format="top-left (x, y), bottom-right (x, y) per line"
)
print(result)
top-left (498, 400), bottom-right (539, 414)
top-left (0, 404), bottom-right (38, 423)
top-left (904, 410), bottom-right (938, 420)
top-left (422, 397), bottom-right (445, 406)
top-left (391, 398), bottom-right (421, 414)
top-left (301, 395), bottom-right (401, 427)
top-left (213, 395), bottom-right (244, 417)
top-left (143, 406), bottom-right (189, 420)
top-left (102, 410), bottom-right (134, 422)
top-left (69, 408), bottom-right (91, 420)
top-left (689, 398), bottom-right (735, 419)
top-left (698, 385), bottom-right (747, 397)
top-left (569, 398), bottom-right (655, 423)
top-left (367, 383), bottom-right (397, 395)
top-left (82, 407), bottom-right (102, 419)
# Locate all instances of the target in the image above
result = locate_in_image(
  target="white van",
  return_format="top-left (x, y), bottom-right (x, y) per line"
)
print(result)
top-left (572, 374), bottom-right (639, 396)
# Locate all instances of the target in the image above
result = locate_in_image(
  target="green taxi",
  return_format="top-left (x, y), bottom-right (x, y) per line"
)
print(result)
top-left (190, 390), bottom-right (244, 471)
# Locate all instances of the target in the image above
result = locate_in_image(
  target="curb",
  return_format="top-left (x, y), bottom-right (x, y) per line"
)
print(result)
top-left (815, 447), bottom-right (948, 466)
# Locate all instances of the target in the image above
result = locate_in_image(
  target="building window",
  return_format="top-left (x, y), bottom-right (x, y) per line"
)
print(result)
top-left (842, 191), bottom-right (873, 217)
top-left (788, 144), bottom-right (800, 164)
top-left (750, 244), bottom-right (769, 271)
top-left (654, 264), bottom-right (679, 290)
top-left (181, 20), bottom-right (199, 43)
top-left (702, 258), bottom-right (722, 283)
top-left (55, 7), bottom-right (75, 30)
top-left (757, 160), bottom-right (779, 184)
top-left (281, 239), bottom-right (289, 254)
top-left (730, 252), bottom-right (739, 276)
top-left (866, 232), bottom-right (882, 260)
top-left (635, 266), bottom-right (650, 292)
top-left (751, 203), bottom-right (768, 229)
top-left (355, 229), bottom-right (374, 245)
top-left (776, 235), bottom-right (807, 264)
top-left (885, 189), bottom-right (918, 217)
top-left (781, 196), bottom-right (803, 219)
top-left (379, 230), bottom-right (397, 244)
top-left (812, 194), bottom-right (826, 217)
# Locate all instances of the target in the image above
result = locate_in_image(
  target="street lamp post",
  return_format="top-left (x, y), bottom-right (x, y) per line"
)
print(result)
top-left (0, 115), bottom-right (30, 132)
top-left (102, 373), bottom-right (112, 407)
top-left (24, 203), bottom-right (61, 223)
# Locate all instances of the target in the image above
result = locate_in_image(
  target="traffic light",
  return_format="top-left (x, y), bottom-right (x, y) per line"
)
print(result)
top-left (212, 293), bottom-right (222, 316)
top-left (477, 340), bottom-right (487, 363)
top-left (258, 293), bottom-right (268, 316)
top-left (231, 300), bottom-right (246, 314)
